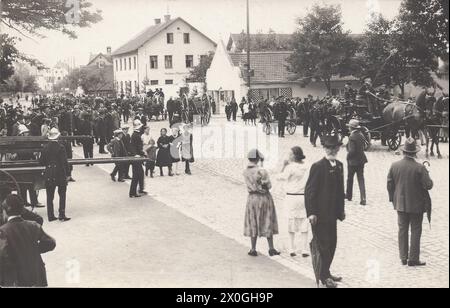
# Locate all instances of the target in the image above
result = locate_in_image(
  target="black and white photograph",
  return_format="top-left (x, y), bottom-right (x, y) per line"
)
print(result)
top-left (0, 0), bottom-right (448, 291)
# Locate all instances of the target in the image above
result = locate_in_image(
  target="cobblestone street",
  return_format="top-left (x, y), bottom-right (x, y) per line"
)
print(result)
top-left (85, 115), bottom-right (448, 288)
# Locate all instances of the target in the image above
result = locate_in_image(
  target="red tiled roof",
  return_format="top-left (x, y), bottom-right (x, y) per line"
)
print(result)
top-left (228, 52), bottom-right (296, 83)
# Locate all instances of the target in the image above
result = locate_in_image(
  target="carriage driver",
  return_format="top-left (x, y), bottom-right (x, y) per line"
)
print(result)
top-left (358, 77), bottom-right (377, 116)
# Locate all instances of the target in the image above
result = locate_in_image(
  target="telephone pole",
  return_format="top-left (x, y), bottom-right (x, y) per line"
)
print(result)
top-left (246, 0), bottom-right (251, 104)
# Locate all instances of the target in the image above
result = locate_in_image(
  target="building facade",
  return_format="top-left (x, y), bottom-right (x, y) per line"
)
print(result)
top-left (206, 41), bottom-right (358, 114)
top-left (112, 15), bottom-right (216, 98)
top-left (87, 47), bottom-right (113, 68)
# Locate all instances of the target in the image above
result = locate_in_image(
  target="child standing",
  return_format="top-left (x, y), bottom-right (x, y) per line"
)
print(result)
top-left (145, 138), bottom-right (157, 178)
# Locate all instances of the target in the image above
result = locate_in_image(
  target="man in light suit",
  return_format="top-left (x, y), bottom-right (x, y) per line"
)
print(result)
top-left (387, 138), bottom-right (433, 267)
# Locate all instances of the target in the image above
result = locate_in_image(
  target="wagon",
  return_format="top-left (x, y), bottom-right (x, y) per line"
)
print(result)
top-left (261, 106), bottom-right (297, 136)
top-left (181, 94), bottom-right (212, 126)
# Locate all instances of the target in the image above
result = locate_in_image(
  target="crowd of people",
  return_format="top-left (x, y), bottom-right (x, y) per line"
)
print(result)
top-left (0, 81), bottom-right (446, 288)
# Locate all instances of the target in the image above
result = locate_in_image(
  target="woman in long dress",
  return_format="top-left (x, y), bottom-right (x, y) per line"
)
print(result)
top-left (243, 149), bottom-right (280, 257)
top-left (278, 146), bottom-right (310, 258)
top-left (156, 128), bottom-right (174, 176)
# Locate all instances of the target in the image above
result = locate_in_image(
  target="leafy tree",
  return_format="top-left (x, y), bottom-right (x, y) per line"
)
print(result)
top-left (287, 4), bottom-right (359, 93)
top-left (0, 34), bottom-right (18, 83)
top-left (1, 0), bottom-right (102, 39)
top-left (233, 29), bottom-right (291, 52)
top-left (55, 65), bottom-right (113, 93)
top-left (187, 52), bottom-right (215, 83)
top-left (358, 13), bottom-right (440, 95)
top-left (397, 0), bottom-right (449, 59)
top-left (4, 63), bottom-right (40, 93)
top-left (1, 0), bottom-right (102, 80)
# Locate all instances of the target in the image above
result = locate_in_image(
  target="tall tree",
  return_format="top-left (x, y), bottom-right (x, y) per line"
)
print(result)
top-left (4, 62), bottom-right (40, 93)
top-left (55, 65), bottom-right (113, 94)
top-left (287, 4), bottom-right (359, 93)
top-left (358, 13), bottom-right (440, 95)
top-left (187, 52), bottom-right (215, 83)
top-left (1, 0), bottom-right (102, 81)
top-left (1, 0), bottom-right (102, 39)
top-left (397, 0), bottom-right (449, 59)
top-left (0, 34), bottom-right (18, 83)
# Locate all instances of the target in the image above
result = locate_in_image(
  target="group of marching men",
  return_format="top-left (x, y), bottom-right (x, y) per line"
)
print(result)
top-left (0, 93), bottom-right (196, 207)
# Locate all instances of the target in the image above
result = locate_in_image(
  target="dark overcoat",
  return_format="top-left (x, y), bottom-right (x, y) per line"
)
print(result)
top-left (346, 131), bottom-right (368, 166)
top-left (305, 158), bottom-right (346, 223)
top-left (0, 217), bottom-right (56, 287)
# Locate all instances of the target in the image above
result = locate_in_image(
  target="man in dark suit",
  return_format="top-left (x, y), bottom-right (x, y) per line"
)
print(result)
top-left (358, 77), bottom-right (376, 116)
top-left (387, 138), bottom-right (433, 267)
top-left (121, 125), bottom-right (132, 179)
top-left (129, 120), bottom-right (147, 198)
top-left (166, 97), bottom-right (175, 127)
top-left (275, 97), bottom-right (288, 138)
top-left (345, 119), bottom-right (368, 206)
top-left (230, 96), bottom-right (238, 122)
top-left (0, 194), bottom-right (56, 287)
top-left (39, 128), bottom-right (71, 222)
top-left (305, 135), bottom-right (346, 288)
top-left (110, 129), bottom-right (127, 182)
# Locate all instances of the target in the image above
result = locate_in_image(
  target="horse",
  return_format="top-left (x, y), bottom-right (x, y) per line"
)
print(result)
top-left (424, 96), bottom-right (449, 159)
top-left (382, 100), bottom-right (424, 146)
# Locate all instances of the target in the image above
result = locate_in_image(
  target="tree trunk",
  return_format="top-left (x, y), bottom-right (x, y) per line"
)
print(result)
top-left (399, 83), bottom-right (405, 97)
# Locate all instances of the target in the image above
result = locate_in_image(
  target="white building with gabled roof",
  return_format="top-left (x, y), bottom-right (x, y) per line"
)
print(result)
top-left (112, 15), bottom-right (216, 98)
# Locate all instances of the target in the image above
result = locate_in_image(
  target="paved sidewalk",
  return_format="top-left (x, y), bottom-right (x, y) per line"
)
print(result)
top-left (35, 159), bottom-right (314, 288)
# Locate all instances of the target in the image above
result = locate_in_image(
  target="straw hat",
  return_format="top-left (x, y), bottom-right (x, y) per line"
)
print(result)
top-left (47, 128), bottom-right (61, 140)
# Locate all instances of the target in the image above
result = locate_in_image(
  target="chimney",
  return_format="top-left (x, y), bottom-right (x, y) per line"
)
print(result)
top-left (106, 47), bottom-right (112, 55)
top-left (155, 18), bottom-right (161, 25)
top-left (164, 14), bottom-right (171, 22)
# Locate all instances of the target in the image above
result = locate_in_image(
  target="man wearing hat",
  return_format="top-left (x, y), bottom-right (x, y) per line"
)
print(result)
top-left (129, 120), bottom-right (147, 198)
top-left (358, 77), bottom-right (376, 115)
top-left (387, 138), bottom-right (433, 267)
top-left (0, 194), bottom-right (56, 287)
top-left (275, 97), bottom-right (288, 138)
top-left (39, 128), bottom-right (71, 222)
top-left (305, 135), bottom-right (346, 288)
top-left (109, 129), bottom-right (127, 182)
top-left (346, 119), bottom-right (368, 206)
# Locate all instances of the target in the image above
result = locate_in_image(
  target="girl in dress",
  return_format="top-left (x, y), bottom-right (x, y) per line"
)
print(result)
top-left (278, 146), bottom-right (310, 258)
top-left (181, 124), bottom-right (194, 175)
top-left (156, 128), bottom-right (174, 176)
top-left (243, 149), bottom-right (280, 257)
top-left (170, 127), bottom-right (181, 175)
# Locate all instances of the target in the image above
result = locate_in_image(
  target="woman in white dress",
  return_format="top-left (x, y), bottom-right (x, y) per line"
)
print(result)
top-left (278, 146), bottom-right (310, 258)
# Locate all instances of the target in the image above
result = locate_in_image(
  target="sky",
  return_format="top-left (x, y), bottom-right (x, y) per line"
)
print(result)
top-left (6, 0), bottom-right (402, 67)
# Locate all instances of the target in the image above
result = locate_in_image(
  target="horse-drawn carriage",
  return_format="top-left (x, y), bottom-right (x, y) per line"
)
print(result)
top-left (181, 94), bottom-right (212, 126)
top-left (322, 98), bottom-right (406, 151)
top-left (261, 104), bottom-right (297, 136)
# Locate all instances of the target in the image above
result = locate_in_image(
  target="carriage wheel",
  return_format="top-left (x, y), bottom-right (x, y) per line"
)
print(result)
top-left (361, 126), bottom-right (372, 151)
top-left (388, 132), bottom-right (402, 151)
top-left (287, 122), bottom-right (297, 135)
